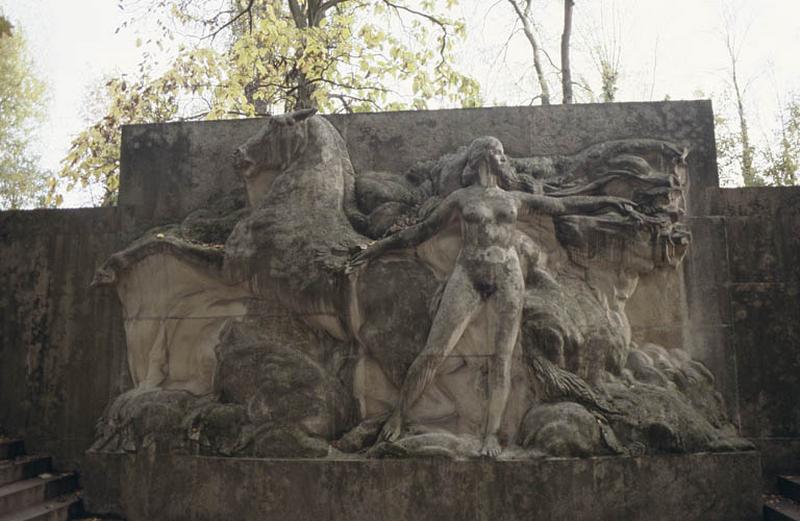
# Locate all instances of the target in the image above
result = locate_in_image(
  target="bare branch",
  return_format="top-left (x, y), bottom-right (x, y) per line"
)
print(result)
top-left (320, 0), bottom-right (349, 12)
top-left (380, 0), bottom-right (449, 68)
top-left (506, 0), bottom-right (550, 104)
top-left (203, 0), bottom-right (256, 40)
top-left (330, 93), bottom-right (383, 112)
top-left (722, 9), bottom-right (757, 185)
top-left (180, 111), bottom-right (211, 121)
top-left (649, 34), bottom-right (659, 100)
top-left (561, 0), bottom-right (574, 104)
top-left (332, 93), bottom-right (353, 113)
top-left (540, 47), bottom-right (560, 71)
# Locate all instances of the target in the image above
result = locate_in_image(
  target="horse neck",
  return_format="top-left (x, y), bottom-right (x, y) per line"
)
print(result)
top-left (289, 117), bottom-right (351, 175)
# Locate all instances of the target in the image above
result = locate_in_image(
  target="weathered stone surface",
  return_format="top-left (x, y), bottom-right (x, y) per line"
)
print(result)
top-left (755, 437), bottom-right (800, 492)
top-left (678, 215), bottom-right (742, 423)
top-left (726, 217), bottom-right (784, 283)
top-left (215, 319), bottom-right (352, 439)
top-left (0, 208), bottom-right (133, 469)
top-left (707, 186), bottom-right (800, 217)
top-left (731, 283), bottom-right (800, 438)
top-left (96, 110), bottom-right (745, 461)
top-left (694, 187), bottom-right (800, 486)
top-left (118, 119), bottom-right (264, 230)
top-left (697, 187), bottom-right (800, 492)
top-left (0, 104), bottom-right (795, 504)
top-left (355, 256), bottom-right (439, 389)
top-left (119, 101), bottom-right (717, 225)
top-left (518, 402), bottom-right (610, 456)
top-left (82, 451), bottom-right (762, 521)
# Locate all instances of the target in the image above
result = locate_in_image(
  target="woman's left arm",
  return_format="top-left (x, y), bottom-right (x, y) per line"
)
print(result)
top-left (517, 193), bottom-right (636, 218)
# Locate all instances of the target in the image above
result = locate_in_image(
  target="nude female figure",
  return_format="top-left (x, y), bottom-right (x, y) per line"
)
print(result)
top-left (352, 137), bottom-right (635, 456)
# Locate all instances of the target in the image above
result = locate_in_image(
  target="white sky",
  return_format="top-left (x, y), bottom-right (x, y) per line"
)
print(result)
top-left (2, 0), bottom-right (800, 205)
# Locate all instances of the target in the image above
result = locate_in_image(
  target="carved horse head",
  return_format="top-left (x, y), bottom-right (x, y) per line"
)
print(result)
top-left (233, 108), bottom-right (318, 207)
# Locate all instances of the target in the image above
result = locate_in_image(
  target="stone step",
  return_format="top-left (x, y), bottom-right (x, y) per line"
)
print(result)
top-left (779, 476), bottom-right (800, 504)
top-left (0, 442), bottom-right (24, 462)
top-left (0, 458), bottom-right (52, 488)
top-left (0, 474), bottom-right (78, 517)
top-left (764, 496), bottom-right (800, 521)
top-left (0, 494), bottom-right (81, 521)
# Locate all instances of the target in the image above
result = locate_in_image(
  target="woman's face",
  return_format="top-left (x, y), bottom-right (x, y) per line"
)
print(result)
top-left (467, 137), bottom-right (507, 187)
top-left (485, 143), bottom-right (506, 173)
top-left (476, 141), bottom-right (506, 187)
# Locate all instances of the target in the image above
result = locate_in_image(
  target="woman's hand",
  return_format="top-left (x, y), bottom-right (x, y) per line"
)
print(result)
top-left (598, 196), bottom-right (664, 223)
top-left (595, 196), bottom-right (639, 215)
top-left (345, 240), bottom-right (387, 273)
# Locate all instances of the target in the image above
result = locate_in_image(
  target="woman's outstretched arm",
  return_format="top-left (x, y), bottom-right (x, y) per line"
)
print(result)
top-left (351, 191), bottom-right (461, 265)
top-left (517, 193), bottom-right (636, 219)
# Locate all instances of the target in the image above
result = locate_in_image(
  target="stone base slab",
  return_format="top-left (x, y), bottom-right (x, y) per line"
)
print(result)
top-left (82, 451), bottom-right (761, 521)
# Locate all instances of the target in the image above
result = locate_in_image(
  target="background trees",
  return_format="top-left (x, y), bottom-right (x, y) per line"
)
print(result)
top-left (59, 0), bottom-right (481, 205)
top-left (491, 0), bottom-right (800, 187)
top-left (501, 0), bottom-right (625, 106)
top-left (0, 14), bottom-right (49, 209)
top-left (712, 1), bottom-right (800, 187)
top-left (761, 97), bottom-right (800, 186)
top-left (4, 0), bottom-right (800, 207)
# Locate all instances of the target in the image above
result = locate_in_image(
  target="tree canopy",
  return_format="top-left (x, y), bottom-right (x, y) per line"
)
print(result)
top-left (0, 15), bottom-right (49, 210)
top-left (59, 0), bottom-right (481, 204)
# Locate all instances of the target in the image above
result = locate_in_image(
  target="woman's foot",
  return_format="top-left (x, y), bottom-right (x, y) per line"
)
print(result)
top-left (380, 411), bottom-right (403, 442)
top-left (479, 434), bottom-right (501, 457)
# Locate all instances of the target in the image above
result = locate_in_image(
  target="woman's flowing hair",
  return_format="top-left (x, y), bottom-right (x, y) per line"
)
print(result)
top-left (461, 136), bottom-right (539, 194)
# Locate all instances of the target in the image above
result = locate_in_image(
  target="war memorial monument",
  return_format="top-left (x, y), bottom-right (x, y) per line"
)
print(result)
top-left (1, 101), bottom-right (799, 520)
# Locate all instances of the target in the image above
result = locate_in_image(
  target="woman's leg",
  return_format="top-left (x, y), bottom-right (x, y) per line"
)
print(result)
top-left (480, 262), bottom-right (524, 456)
top-left (381, 265), bottom-right (481, 441)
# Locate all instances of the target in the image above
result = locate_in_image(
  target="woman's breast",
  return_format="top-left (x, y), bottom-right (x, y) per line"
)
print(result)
top-left (462, 206), bottom-right (492, 223)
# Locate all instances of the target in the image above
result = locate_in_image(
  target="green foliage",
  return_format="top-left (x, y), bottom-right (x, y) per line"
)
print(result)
top-left (715, 112), bottom-right (764, 187)
top-left (712, 87), bottom-right (765, 187)
top-left (715, 92), bottom-right (800, 188)
top-left (598, 60), bottom-right (619, 103)
top-left (762, 96), bottom-right (800, 187)
top-left (0, 19), bottom-right (50, 209)
top-left (59, 66), bottom-right (185, 206)
top-left (713, 112), bottom-right (741, 187)
top-left (61, 0), bottom-right (481, 203)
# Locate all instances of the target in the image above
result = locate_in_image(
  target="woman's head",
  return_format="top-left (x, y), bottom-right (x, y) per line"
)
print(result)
top-left (463, 136), bottom-right (506, 186)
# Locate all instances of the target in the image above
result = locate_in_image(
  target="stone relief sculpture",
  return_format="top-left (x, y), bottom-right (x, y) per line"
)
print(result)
top-left (91, 108), bottom-right (751, 459)
top-left (350, 136), bottom-right (638, 456)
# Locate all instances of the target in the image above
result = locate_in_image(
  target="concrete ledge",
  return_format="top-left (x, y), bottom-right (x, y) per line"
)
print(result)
top-left (82, 451), bottom-right (761, 521)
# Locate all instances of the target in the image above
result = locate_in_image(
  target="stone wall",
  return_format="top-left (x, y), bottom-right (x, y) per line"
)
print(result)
top-left (83, 452), bottom-right (761, 521)
top-left (0, 208), bottom-right (133, 469)
top-left (119, 101), bottom-right (718, 228)
top-left (0, 102), bottom-right (796, 487)
top-left (702, 186), bottom-right (800, 487)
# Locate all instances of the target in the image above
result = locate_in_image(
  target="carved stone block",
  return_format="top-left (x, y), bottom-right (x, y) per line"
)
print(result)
top-left (90, 108), bottom-right (749, 462)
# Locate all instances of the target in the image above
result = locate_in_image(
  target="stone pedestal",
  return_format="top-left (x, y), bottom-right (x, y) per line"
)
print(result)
top-left (83, 451), bottom-right (761, 521)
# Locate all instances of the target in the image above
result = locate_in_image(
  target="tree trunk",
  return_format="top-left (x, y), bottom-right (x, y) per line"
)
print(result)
top-left (725, 32), bottom-right (756, 185)
top-left (561, 0), bottom-right (574, 104)
top-left (285, 0), bottom-right (319, 110)
top-left (732, 69), bottom-right (755, 185)
top-left (507, 0), bottom-right (550, 105)
top-left (293, 73), bottom-right (316, 110)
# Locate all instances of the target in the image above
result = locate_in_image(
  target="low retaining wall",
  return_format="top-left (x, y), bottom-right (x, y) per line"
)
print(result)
top-left (82, 451), bottom-right (762, 521)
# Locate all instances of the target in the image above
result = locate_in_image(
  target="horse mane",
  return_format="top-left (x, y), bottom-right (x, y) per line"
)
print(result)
top-left (224, 112), bottom-right (367, 340)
